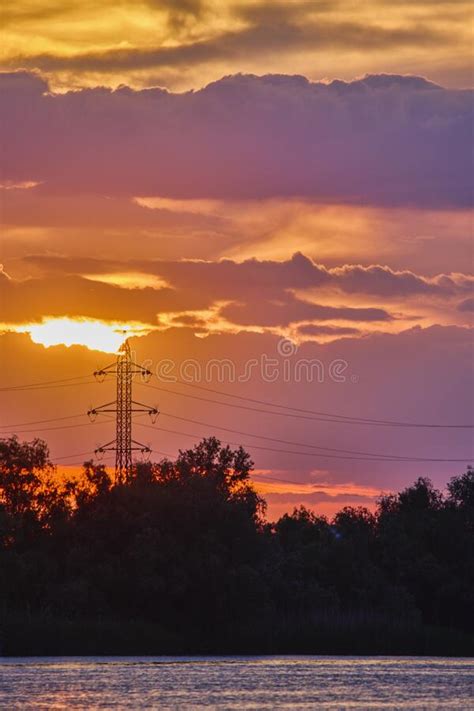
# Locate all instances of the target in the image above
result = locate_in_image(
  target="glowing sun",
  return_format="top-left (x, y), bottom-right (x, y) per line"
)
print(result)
top-left (11, 318), bottom-right (153, 353)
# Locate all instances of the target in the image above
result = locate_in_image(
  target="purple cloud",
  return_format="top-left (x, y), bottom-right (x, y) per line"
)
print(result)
top-left (220, 294), bottom-right (393, 327)
top-left (1, 71), bottom-right (471, 207)
top-left (458, 297), bottom-right (474, 312)
top-left (23, 252), bottom-right (473, 300)
top-left (297, 324), bottom-right (361, 337)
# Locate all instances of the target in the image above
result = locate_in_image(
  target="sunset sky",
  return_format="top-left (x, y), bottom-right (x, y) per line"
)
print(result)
top-left (1, 0), bottom-right (472, 519)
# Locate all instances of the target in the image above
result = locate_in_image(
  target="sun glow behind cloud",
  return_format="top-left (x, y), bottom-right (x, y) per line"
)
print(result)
top-left (6, 317), bottom-right (154, 353)
top-left (82, 272), bottom-right (170, 290)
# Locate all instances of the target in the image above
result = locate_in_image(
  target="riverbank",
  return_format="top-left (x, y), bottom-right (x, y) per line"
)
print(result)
top-left (2, 613), bottom-right (473, 657)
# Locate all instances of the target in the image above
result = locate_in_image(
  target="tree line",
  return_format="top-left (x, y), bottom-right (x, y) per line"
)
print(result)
top-left (0, 435), bottom-right (472, 655)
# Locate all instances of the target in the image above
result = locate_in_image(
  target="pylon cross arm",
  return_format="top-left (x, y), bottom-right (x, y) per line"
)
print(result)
top-left (131, 400), bottom-right (159, 411)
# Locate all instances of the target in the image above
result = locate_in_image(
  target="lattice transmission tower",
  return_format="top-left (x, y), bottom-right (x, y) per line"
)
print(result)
top-left (88, 339), bottom-right (158, 483)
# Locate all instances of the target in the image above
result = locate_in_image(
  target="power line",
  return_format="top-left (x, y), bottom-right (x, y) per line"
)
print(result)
top-left (0, 413), bottom-right (86, 429)
top-left (50, 450), bottom-right (97, 462)
top-left (2, 372), bottom-right (471, 428)
top-left (3, 406), bottom-right (469, 460)
top-left (173, 379), bottom-right (473, 429)
top-left (150, 448), bottom-right (175, 459)
top-left (139, 381), bottom-right (473, 429)
top-left (175, 379), bottom-right (393, 425)
top-left (0, 380), bottom-right (98, 393)
top-left (0, 420), bottom-right (112, 435)
top-left (0, 375), bottom-right (93, 392)
top-left (154, 411), bottom-right (444, 462)
top-left (136, 419), bottom-right (471, 463)
top-left (0, 410), bottom-right (422, 458)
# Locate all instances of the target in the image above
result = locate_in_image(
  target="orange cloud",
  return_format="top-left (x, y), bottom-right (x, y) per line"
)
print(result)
top-left (251, 472), bottom-right (382, 520)
top-left (1, 1), bottom-right (471, 90)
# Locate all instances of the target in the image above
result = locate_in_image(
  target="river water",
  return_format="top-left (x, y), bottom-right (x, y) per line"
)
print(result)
top-left (0, 656), bottom-right (472, 709)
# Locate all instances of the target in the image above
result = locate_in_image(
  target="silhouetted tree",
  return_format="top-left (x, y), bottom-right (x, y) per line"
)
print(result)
top-left (0, 436), bottom-right (472, 654)
top-left (448, 466), bottom-right (474, 511)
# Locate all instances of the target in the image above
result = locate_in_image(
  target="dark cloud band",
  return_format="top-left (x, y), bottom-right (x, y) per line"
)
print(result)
top-left (1, 71), bottom-right (471, 207)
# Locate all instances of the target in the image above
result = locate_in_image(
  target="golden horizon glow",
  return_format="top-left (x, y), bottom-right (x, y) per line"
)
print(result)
top-left (253, 477), bottom-right (381, 498)
top-left (4, 317), bottom-right (155, 353)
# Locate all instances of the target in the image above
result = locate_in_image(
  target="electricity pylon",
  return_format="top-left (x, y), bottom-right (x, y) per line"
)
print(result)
top-left (88, 339), bottom-right (158, 484)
